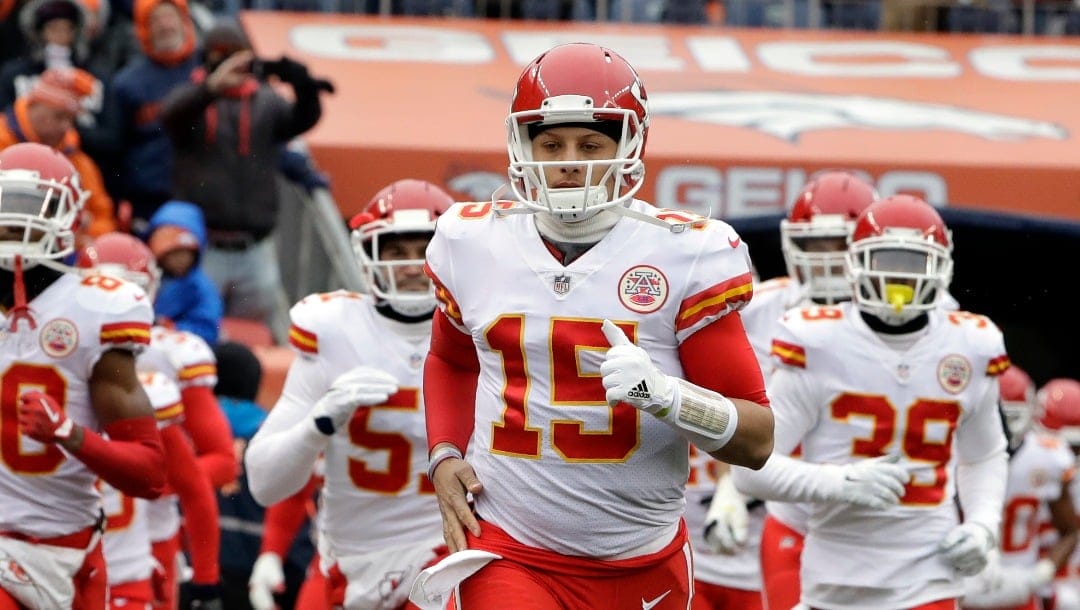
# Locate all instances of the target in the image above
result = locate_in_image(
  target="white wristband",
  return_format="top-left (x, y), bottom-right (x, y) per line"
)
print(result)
top-left (427, 445), bottom-right (463, 482)
top-left (669, 379), bottom-right (739, 453)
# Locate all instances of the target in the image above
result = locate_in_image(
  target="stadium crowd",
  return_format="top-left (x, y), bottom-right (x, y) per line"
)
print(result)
top-left (0, 0), bottom-right (1078, 607)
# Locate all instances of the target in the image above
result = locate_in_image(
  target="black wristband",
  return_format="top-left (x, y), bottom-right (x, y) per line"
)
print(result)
top-left (313, 415), bottom-right (335, 436)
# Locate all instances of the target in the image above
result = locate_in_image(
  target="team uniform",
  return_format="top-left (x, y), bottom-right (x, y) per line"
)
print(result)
top-left (135, 325), bottom-right (222, 609)
top-left (254, 291), bottom-right (444, 609)
top-left (962, 431), bottom-right (1074, 610)
top-left (103, 370), bottom-right (186, 609)
top-left (0, 272), bottom-right (152, 608)
top-left (755, 301), bottom-right (1010, 610)
top-left (684, 444), bottom-right (765, 610)
top-left (423, 199), bottom-right (756, 607)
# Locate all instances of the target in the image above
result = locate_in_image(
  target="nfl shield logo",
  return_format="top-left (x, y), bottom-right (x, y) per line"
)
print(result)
top-left (553, 275), bottom-right (571, 295)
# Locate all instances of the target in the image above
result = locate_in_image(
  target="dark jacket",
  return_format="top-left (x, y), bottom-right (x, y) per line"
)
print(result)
top-left (144, 200), bottom-right (223, 344)
top-left (160, 69), bottom-right (322, 238)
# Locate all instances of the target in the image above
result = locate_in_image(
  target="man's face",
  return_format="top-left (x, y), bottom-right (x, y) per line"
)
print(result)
top-left (41, 18), bottom-right (77, 47)
top-left (148, 3), bottom-right (185, 54)
top-left (377, 234), bottom-right (430, 294)
top-left (27, 103), bottom-right (75, 148)
top-left (530, 126), bottom-right (618, 199)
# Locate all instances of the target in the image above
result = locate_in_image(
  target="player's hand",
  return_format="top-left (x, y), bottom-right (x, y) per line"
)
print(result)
top-left (1026, 558), bottom-right (1056, 590)
top-left (248, 552), bottom-right (285, 610)
top-left (599, 320), bottom-right (674, 414)
top-left (430, 450), bottom-right (483, 554)
top-left (17, 391), bottom-right (75, 443)
top-left (703, 473), bottom-right (749, 555)
top-left (823, 454), bottom-right (908, 509)
top-left (311, 366), bottom-right (398, 434)
top-left (939, 522), bottom-right (995, 576)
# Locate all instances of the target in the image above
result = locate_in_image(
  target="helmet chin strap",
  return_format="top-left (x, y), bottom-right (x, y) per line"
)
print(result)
top-left (9, 255), bottom-right (36, 332)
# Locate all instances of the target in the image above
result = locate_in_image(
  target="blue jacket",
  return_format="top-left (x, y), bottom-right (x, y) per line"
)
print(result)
top-left (145, 200), bottom-right (223, 344)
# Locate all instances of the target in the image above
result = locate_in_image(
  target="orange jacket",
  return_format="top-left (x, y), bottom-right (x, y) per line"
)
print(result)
top-left (0, 98), bottom-right (117, 239)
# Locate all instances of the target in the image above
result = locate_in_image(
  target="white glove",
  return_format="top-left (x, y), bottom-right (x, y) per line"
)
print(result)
top-left (311, 366), bottom-right (398, 434)
top-left (599, 320), bottom-right (673, 414)
top-left (248, 552), bottom-right (285, 610)
top-left (703, 473), bottom-right (749, 555)
top-left (1029, 558), bottom-right (1057, 589)
top-left (820, 454), bottom-right (909, 509)
top-left (939, 522), bottom-right (996, 577)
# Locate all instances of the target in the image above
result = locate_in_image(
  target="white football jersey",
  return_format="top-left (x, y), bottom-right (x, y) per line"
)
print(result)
top-left (740, 275), bottom-right (814, 536)
top-left (284, 291), bottom-right (441, 557)
top-left (102, 370), bottom-right (184, 586)
top-left (684, 446), bottom-right (764, 589)
top-left (138, 325), bottom-right (218, 389)
top-left (0, 273), bottom-right (152, 537)
top-left (998, 432), bottom-right (1074, 569)
top-left (426, 200), bottom-right (755, 558)
top-left (767, 302), bottom-right (1009, 607)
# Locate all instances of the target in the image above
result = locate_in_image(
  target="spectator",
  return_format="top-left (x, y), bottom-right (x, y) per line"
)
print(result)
top-left (144, 198), bottom-right (224, 344)
top-left (160, 19), bottom-right (326, 345)
top-left (103, 0), bottom-right (198, 228)
top-left (0, 67), bottom-right (117, 244)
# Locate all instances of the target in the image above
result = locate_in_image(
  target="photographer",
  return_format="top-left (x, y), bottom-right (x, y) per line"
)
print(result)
top-left (160, 20), bottom-right (329, 345)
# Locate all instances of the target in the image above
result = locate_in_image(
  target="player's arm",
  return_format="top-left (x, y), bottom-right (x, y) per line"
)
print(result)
top-left (678, 312), bottom-right (773, 467)
top-left (17, 349), bottom-right (167, 499)
top-left (424, 308), bottom-right (483, 552)
top-left (245, 356), bottom-right (332, 506)
top-left (161, 423), bottom-right (220, 590)
top-left (180, 384), bottom-right (239, 488)
top-left (1045, 477), bottom-right (1079, 577)
top-left (731, 365), bottom-right (908, 508)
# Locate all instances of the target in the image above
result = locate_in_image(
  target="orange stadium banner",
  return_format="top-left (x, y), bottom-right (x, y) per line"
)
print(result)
top-left (240, 13), bottom-right (1080, 222)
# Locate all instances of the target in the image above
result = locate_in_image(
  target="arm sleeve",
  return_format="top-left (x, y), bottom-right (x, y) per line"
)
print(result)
top-left (731, 366), bottom-right (826, 500)
top-left (956, 380), bottom-right (1009, 534)
top-left (160, 83), bottom-right (215, 143)
top-left (180, 385), bottom-right (238, 488)
top-left (244, 356), bottom-right (330, 506)
top-left (160, 424), bottom-right (220, 585)
top-left (423, 309), bottom-right (479, 453)
top-left (74, 416), bottom-right (166, 499)
top-left (679, 311), bottom-right (768, 406)
top-left (259, 476), bottom-right (318, 557)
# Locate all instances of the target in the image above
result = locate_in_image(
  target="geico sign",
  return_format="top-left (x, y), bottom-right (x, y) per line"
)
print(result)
top-left (653, 166), bottom-right (947, 217)
top-left (288, 25), bottom-right (1080, 81)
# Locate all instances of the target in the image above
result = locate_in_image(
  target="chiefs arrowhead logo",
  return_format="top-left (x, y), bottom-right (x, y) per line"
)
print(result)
top-left (648, 90), bottom-right (1068, 143)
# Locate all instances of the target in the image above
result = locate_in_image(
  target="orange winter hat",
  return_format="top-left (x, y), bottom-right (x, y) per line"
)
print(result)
top-left (27, 68), bottom-right (95, 114)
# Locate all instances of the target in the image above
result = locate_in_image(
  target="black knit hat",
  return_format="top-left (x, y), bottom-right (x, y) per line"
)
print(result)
top-left (212, 341), bottom-right (262, 401)
top-left (33, 0), bottom-right (82, 31)
top-left (526, 120), bottom-right (624, 143)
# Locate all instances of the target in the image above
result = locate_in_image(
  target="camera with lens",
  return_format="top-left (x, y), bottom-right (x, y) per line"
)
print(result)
top-left (251, 57), bottom-right (290, 81)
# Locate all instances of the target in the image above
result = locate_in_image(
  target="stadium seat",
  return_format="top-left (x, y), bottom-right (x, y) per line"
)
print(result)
top-left (521, 0), bottom-right (563, 19)
top-left (1066, 9), bottom-right (1080, 34)
top-left (662, 0), bottom-right (709, 22)
top-left (946, 4), bottom-right (1009, 32)
top-left (825, 0), bottom-right (880, 29)
top-left (252, 346), bottom-right (295, 410)
top-left (218, 317), bottom-right (275, 350)
top-left (723, 0), bottom-right (817, 27)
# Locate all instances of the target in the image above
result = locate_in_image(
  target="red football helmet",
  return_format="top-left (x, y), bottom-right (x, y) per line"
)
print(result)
top-left (1038, 378), bottom-right (1080, 449)
top-left (76, 232), bottom-right (162, 300)
top-left (846, 195), bottom-right (953, 326)
top-left (349, 179), bottom-right (452, 316)
top-left (781, 171), bottom-right (878, 304)
top-left (999, 365), bottom-right (1036, 447)
top-left (0, 142), bottom-right (87, 270)
top-left (506, 42), bottom-right (649, 220)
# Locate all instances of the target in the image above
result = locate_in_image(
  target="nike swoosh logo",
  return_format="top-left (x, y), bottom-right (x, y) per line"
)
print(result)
top-left (642, 590), bottom-right (671, 610)
top-left (134, 294), bottom-right (146, 301)
top-left (728, 235), bottom-right (741, 248)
